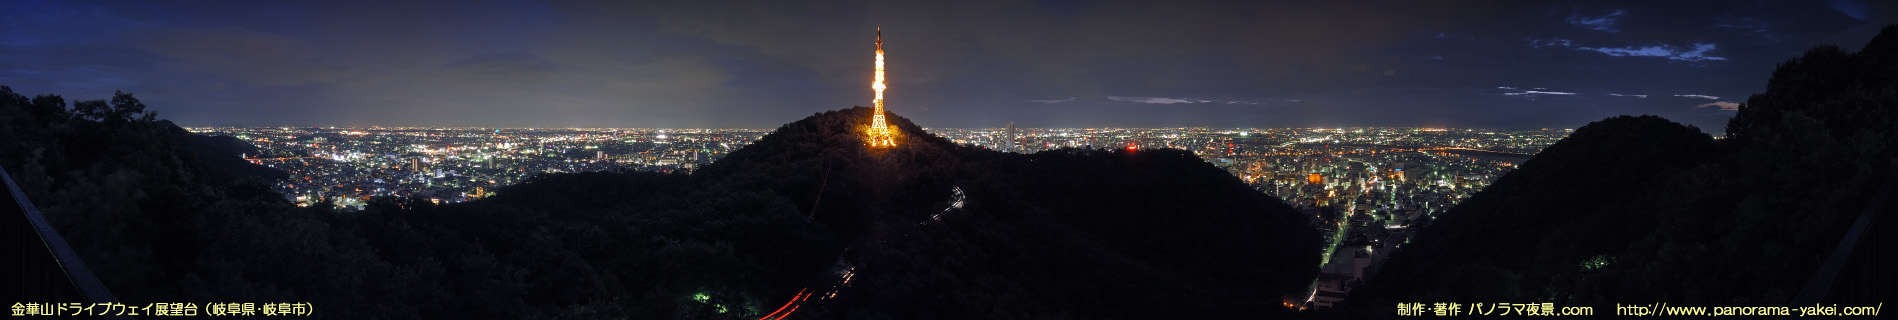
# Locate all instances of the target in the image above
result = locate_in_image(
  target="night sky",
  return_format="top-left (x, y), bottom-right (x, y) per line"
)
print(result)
top-left (3, 1), bottom-right (1892, 130)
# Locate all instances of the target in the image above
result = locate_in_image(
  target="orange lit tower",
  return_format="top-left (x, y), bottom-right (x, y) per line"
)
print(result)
top-left (866, 26), bottom-right (898, 148)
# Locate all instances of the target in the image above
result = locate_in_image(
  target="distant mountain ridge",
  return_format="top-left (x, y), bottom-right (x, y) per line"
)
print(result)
top-left (157, 120), bottom-right (290, 182)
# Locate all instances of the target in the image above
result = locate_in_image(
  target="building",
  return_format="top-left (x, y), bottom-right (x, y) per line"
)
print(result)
top-left (1003, 122), bottom-right (1017, 152)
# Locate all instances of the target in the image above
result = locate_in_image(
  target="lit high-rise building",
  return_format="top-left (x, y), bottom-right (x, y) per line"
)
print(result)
top-left (1003, 122), bottom-right (1016, 152)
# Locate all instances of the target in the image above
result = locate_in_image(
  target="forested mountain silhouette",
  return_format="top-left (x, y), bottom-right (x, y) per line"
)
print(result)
top-left (1342, 25), bottom-right (1898, 316)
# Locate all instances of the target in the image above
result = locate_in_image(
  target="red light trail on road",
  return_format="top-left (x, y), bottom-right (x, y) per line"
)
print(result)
top-left (759, 288), bottom-right (810, 320)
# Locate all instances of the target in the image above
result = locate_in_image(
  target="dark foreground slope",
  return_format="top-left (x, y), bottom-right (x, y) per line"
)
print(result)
top-left (1344, 25), bottom-right (1898, 315)
top-left (0, 89), bottom-right (292, 306)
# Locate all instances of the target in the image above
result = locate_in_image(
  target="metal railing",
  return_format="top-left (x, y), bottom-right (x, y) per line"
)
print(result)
top-left (4, 167), bottom-right (131, 319)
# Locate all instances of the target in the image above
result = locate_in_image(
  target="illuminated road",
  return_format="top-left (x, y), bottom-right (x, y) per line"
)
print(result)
top-left (759, 188), bottom-right (951, 319)
top-left (758, 288), bottom-right (809, 320)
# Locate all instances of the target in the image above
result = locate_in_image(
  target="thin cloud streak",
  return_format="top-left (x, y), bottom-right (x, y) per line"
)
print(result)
top-left (1696, 101), bottom-right (1741, 110)
top-left (1107, 96), bottom-right (1206, 104)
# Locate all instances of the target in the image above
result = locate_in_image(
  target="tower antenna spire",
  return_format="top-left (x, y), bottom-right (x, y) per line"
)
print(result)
top-left (866, 26), bottom-right (897, 148)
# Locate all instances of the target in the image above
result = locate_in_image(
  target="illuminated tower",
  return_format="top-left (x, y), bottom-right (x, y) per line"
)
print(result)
top-left (866, 26), bottom-right (898, 148)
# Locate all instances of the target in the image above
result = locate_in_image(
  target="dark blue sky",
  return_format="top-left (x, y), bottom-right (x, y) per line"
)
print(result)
top-left (2, 0), bottom-right (1891, 130)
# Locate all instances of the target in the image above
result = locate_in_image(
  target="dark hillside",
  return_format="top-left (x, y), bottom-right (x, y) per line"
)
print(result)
top-left (1344, 25), bottom-right (1898, 315)
top-left (664, 106), bottom-right (1322, 319)
top-left (1348, 115), bottom-right (1716, 304)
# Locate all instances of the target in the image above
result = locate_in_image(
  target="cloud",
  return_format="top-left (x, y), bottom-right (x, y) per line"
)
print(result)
top-left (1607, 93), bottom-right (1648, 98)
top-left (1585, 43), bottom-right (1727, 61)
top-left (1696, 101), bottom-right (1741, 110)
top-left (1504, 90), bottom-right (1577, 96)
top-left (1100, 95), bottom-right (1263, 105)
top-left (1714, 18), bottom-right (1780, 42)
top-left (1567, 9), bottom-right (1627, 32)
top-left (1674, 94), bottom-right (1720, 99)
top-left (1829, 0), bottom-right (1868, 20)
top-left (1526, 38), bottom-right (1575, 48)
top-left (1032, 97), bottom-right (1076, 103)
top-left (1107, 96), bottom-right (1206, 104)
top-left (1492, 87), bottom-right (1580, 98)
top-left (1529, 38), bottom-right (1729, 61)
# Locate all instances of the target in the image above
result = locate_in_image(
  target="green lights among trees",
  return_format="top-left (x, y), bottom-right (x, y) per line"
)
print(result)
top-left (1580, 254), bottom-right (1614, 271)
